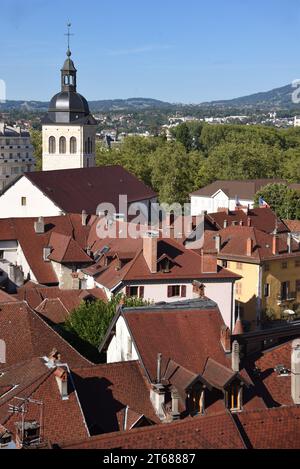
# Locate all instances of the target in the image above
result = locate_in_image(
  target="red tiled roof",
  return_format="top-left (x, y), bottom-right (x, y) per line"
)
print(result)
top-left (16, 285), bottom-right (107, 311)
top-left (61, 411), bottom-right (245, 449)
top-left (237, 406), bottom-right (300, 449)
top-left (0, 290), bottom-right (17, 303)
top-left (190, 179), bottom-right (287, 198)
top-left (207, 207), bottom-right (288, 234)
top-left (48, 232), bottom-right (92, 263)
top-left (36, 298), bottom-right (70, 324)
top-left (122, 304), bottom-right (229, 382)
top-left (0, 301), bottom-right (91, 369)
top-left (72, 361), bottom-right (159, 434)
top-left (0, 358), bottom-right (89, 446)
top-left (24, 165), bottom-right (156, 214)
top-left (283, 219), bottom-right (300, 232)
top-left (204, 226), bottom-right (300, 262)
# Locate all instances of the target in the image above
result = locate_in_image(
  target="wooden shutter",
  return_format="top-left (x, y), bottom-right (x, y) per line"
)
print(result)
top-left (167, 286), bottom-right (172, 298)
top-left (139, 286), bottom-right (144, 299)
top-left (125, 286), bottom-right (131, 297)
top-left (181, 285), bottom-right (187, 297)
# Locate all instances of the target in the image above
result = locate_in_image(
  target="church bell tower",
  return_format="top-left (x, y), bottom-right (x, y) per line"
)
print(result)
top-left (42, 24), bottom-right (97, 171)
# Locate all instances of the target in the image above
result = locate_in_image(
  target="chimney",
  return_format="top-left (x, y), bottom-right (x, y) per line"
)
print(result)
top-left (291, 339), bottom-right (300, 404)
top-left (143, 231), bottom-right (158, 274)
top-left (43, 246), bottom-right (51, 261)
top-left (220, 325), bottom-right (231, 353)
top-left (239, 220), bottom-right (243, 226)
top-left (171, 389), bottom-right (180, 421)
top-left (247, 217), bottom-right (251, 227)
top-left (231, 340), bottom-right (240, 372)
top-left (215, 234), bottom-right (221, 253)
top-left (287, 232), bottom-right (292, 254)
top-left (192, 280), bottom-right (205, 298)
top-left (201, 251), bottom-right (218, 273)
top-left (150, 353), bottom-right (166, 421)
top-left (246, 238), bottom-right (253, 256)
top-left (157, 353), bottom-right (162, 384)
top-left (272, 235), bottom-right (279, 255)
top-left (34, 217), bottom-right (45, 234)
top-left (223, 219), bottom-right (228, 228)
top-left (47, 348), bottom-right (61, 367)
top-left (54, 367), bottom-right (68, 400)
top-left (82, 210), bottom-right (88, 226)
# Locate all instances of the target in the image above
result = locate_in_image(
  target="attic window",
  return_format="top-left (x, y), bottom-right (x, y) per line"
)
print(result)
top-left (21, 197), bottom-right (26, 206)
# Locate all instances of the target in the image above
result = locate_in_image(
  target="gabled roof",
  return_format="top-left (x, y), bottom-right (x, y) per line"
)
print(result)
top-left (190, 179), bottom-right (288, 199)
top-left (16, 285), bottom-right (107, 311)
top-left (85, 231), bottom-right (239, 290)
top-left (114, 299), bottom-right (229, 382)
top-left (0, 301), bottom-right (91, 369)
top-left (0, 214), bottom-right (95, 284)
top-left (202, 358), bottom-right (250, 390)
top-left (71, 361), bottom-right (159, 435)
top-left (21, 166), bottom-right (156, 214)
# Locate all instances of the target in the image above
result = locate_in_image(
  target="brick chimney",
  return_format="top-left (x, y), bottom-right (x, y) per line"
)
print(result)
top-left (201, 251), bottom-right (218, 273)
top-left (34, 217), bottom-right (45, 234)
top-left (54, 367), bottom-right (68, 400)
top-left (192, 280), bottom-right (205, 298)
top-left (246, 238), bottom-right (253, 256)
top-left (291, 339), bottom-right (300, 404)
top-left (223, 219), bottom-right (228, 228)
top-left (82, 210), bottom-right (88, 226)
top-left (47, 348), bottom-right (61, 367)
top-left (143, 231), bottom-right (158, 274)
top-left (220, 325), bottom-right (231, 353)
top-left (272, 235), bottom-right (279, 255)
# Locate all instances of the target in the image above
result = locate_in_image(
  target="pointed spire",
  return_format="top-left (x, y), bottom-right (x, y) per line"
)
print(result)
top-left (233, 308), bottom-right (244, 335)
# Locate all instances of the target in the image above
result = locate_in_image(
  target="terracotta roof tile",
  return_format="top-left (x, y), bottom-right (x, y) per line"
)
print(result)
top-left (24, 165), bottom-right (156, 215)
top-left (0, 301), bottom-right (91, 369)
top-left (61, 411), bottom-right (245, 449)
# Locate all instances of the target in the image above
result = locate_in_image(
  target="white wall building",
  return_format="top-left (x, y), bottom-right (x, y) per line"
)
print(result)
top-left (190, 179), bottom-right (288, 216)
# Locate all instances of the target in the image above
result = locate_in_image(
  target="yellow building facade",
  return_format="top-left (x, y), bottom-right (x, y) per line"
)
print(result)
top-left (218, 255), bottom-right (300, 328)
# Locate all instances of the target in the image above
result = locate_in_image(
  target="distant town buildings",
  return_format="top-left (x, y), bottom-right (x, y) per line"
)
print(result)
top-left (0, 123), bottom-right (35, 192)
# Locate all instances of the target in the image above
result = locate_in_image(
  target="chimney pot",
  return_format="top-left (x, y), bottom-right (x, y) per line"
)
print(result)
top-left (231, 340), bottom-right (240, 372)
top-left (34, 216), bottom-right (45, 234)
top-left (215, 234), bottom-right (221, 253)
top-left (143, 231), bottom-right (158, 274)
top-left (82, 210), bottom-right (88, 226)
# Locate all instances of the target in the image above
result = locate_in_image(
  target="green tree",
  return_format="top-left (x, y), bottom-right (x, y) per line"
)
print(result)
top-left (30, 129), bottom-right (42, 170)
top-left (254, 183), bottom-right (300, 219)
top-left (64, 295), bottom-right (146, 349)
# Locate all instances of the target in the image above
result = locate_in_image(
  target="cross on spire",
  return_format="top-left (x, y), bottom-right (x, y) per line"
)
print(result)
top-left (65, 22), bottom-right (74, 56)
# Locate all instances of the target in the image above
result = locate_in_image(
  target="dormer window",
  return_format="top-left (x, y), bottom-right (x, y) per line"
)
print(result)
top-left (186, 382), bottom-right (205, 416)
top-left (226, 381), bottom-right (243, 412)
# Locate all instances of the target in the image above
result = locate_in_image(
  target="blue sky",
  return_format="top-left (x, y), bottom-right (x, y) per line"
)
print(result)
top-left (1, 0), bottom-right (300, 103)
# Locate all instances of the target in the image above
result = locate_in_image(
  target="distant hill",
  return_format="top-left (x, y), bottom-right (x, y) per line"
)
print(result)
top-left (203, 84), bottom-right (300, 110)
top-left (1, 84), bottom-right (300, 113)
top-left (0, 97), bottom-right (174, 113)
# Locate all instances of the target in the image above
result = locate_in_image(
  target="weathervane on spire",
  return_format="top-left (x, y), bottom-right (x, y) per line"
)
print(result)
top-left (65, 22), bottom-right (74, 57)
